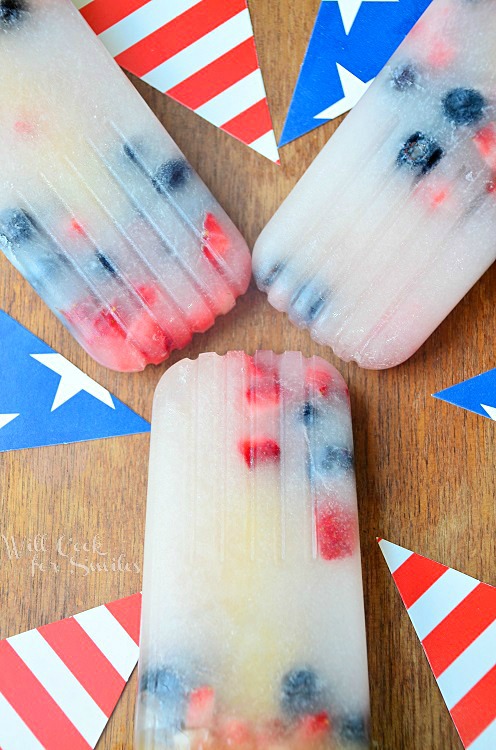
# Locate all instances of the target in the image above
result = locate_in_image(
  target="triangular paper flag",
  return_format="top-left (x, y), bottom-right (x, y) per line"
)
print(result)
top-left (433, 369), bottom-right (496, 421)
top-left (0, 311), bottom-right (150, 452)
top-left (379, 539), bottom-right (496, 749)
top-left (74, 0), bottom-right (279, 163)
top-left (0, 592), bottom-right (141, 750)
top-left (279, 0), bottom-right (431, 147)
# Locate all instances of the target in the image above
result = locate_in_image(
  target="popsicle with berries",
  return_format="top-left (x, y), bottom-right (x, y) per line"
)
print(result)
top-left (0, 0), bottom-right (250, 371)
top-left (136, 351), bottom-right (370, 750)
top-left (253, 0), bottom-right (496, 369)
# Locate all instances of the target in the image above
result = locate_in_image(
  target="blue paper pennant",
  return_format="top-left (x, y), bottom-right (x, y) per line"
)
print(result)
top-left (433, 369), bottom-right (496, 421)
top-left (280, 0), bottom-right (432, 147)
top-left (0, 310), bottom-right (150, 451)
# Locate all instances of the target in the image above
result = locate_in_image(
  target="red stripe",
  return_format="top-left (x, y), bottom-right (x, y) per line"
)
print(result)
top-left (105, 593), bottom-right (142, 646)
top-left (166, 38), bottom-right (258, 110)
top-left (450, 664), bottom-right (496, 746)
top-left (393, 553), bottom-right (448, 609)
top-left (38, 618), bottom-right (126, 717)
top-left (0, 640), bottom-right (91, 750)
top-left (422, 583), bottom-right (496, 677)
top-left (80, 0), bottom-right (150, 36)
top-left (115, 0), bottom-right (248, 78)
top-left (221, 99), bottom-right (273, 144)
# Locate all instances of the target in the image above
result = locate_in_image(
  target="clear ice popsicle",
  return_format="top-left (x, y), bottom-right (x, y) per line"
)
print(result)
top-left (253, 0), bottom-right (496, 369)
top-left (136, 351), bottom-right (370, 750)
top-left (0, 0), bottom-right (251, 372)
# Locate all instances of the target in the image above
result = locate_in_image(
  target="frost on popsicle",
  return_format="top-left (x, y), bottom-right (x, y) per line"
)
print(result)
top-left (0, 0), bottom-right (250, 371)
top-left (136, 351), bottom-right (370, 749)
top-left (253, 0), bottom-right (496, 369)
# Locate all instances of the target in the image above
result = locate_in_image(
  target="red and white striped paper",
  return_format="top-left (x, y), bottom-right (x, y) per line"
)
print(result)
top-left (74, 0), bottom-right (279, 163)
top-left (380, 539), bottom-right (496, 749)
top-left (0, 592), bottom-right (141, 749)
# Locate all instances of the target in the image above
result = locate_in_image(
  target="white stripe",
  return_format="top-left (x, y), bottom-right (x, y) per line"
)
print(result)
top-left (470, 718), bottom-right (496, 749)
top-left (438, 620), bottom-right (496, 710)
top-left (73, 0), bottom-right (92, 9)
top-left (249, 130), bottom-right (279, 162)
top-left (379, 540), bottom-right (413, 574)
top-left (408, 568), bottom-right (479, 640)
top-left (99, 0), bottom-right (199, 58)
top-left (196, 70), bottom-right (265, 126)
top-left (7, 630), bottom-right (107, 746)
top-left (74, 606), bottom-right (139, 681)
top-left (0, 693), bottom-right (45, 750)
top-left (143, 9), bottom-right (252, 92)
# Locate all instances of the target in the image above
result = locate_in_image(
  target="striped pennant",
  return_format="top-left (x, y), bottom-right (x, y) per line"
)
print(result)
top-left (74, 0), bottom-right (279, 163)
top-left (0, 593), bottom-right (141, 749)
top-left (380, 539), bottom-right (496, 749)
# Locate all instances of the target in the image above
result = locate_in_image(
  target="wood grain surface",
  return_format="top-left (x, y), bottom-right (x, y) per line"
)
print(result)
top-left (1, 1), bottom-right (495, 748)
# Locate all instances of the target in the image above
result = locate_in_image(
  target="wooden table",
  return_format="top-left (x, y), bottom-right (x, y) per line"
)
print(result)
top-left (1, 1), bottom-right (495, 747)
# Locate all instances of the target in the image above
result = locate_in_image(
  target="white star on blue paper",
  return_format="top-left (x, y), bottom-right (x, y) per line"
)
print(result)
top-left (0, 414), bottom-right (19, 431)
top-left (30, 354), bottom-right (115, 412)
top-left (330, 0), bottom-right (398, 35)
top-left (434, 368), bottom-right (496, 421)
top-left (0, 310), bottom-right (149, 452)
top-left (280, 0), bottom-right (430, 146)
top-left (314, 63), bottom-right (373, 119)
top-left (481, 404), bottom-right (496, 420)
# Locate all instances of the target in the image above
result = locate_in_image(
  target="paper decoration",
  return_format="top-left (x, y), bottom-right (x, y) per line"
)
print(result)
top-left (74, 0), bottom-right (279, 163)
top-left (0, 310), bottom-right (150, 452)
top-left (0, 592), bottom-right (141, 750)
top-left (280, 0), bottom-right (432, 146)
top-left (433, 369), bottom-right (496, 421)
top-left (379, 539), bottom-right (496, 749)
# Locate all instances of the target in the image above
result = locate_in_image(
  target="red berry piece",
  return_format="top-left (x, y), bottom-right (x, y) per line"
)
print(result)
top-left (294, 712), bottom-right (331, 739)
top-left (305, 368), bottom-right (333, 398)
top-left (135, 283), bottom-right (158, 307)
top-left (245, 378), bottom-right (280, 405)
top-left (62, 302), bottom-right (145, 371)
top-left (202, 213), bottom-right (230, 268)
top-left (315, 506), bottom-right (356, 561)
top-left (473, 123), bottom-right (496, 169)
top-left (245, 363), bottom-right (281, 406)
top-left (185, 686), bottom-right (215, 729)
top-left (418, 179), bottom-right (451, 210)
top-left (128, 316), bottom-right (171, 365)
top-left (14, 120), bottom-right (35, 137)
top-left (427, 187), bottom-right (450, 209)
top-left (427, 42), bottom-right (455, 68)
top-left (93, 306), bottom-right (126, 338)
top-left (239, 438), bottom-right (281, 468)
top-left (68, 218), bottom-right (86, 237)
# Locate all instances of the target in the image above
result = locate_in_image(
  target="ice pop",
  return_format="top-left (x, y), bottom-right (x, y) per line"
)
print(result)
top-left (136, 351), bottom-right (370, 750)
top-left (0, 0), bottom-right (251, 372)
top-left (253, 0), bottom-right (496, 369)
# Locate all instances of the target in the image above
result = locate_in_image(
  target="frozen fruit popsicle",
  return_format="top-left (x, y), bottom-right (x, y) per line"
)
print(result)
top-left (253, 0), bottom-right (496, 369)
top-left (136, 351), bottom-right (370, 750)
top-left (0, 0), bottom-right (250, 372)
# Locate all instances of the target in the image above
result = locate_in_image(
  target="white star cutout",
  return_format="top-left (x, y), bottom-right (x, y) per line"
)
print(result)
top-left (0, 414), bottom-right (19, 430)
top-left (30, 353), bottom-right (115, 412)
top-left (314, 63), bottom-right (374, 120)
top-left (327, 0), bottom-right (398, 35)
top-left (481, 404), bottom-right (496, 421)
